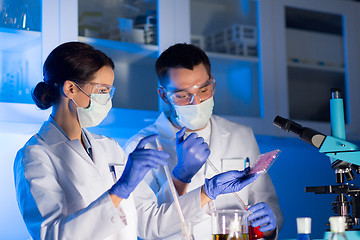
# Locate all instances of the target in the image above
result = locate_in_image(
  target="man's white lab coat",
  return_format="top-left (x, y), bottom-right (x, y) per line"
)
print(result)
top-left (14, 118), bottom-right (138, 240)
top-left (124, 113), bottom-right (283, 240)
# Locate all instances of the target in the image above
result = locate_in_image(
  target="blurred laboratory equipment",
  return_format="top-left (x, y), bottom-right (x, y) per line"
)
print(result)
top-left (211, 209), bottom-right (249, 240)
top-left (0, 0), bottom-right (40, 31)
top-left (78, 0), bottom-right (157, 45)
top-left (329, 216), bottom-right (348, 240)
top-left (296, 217), bottom-right (312, 240)
top-left (273, 89), bottom-right (360, 239)
top-left (248, 225), bottom-right (263, 240)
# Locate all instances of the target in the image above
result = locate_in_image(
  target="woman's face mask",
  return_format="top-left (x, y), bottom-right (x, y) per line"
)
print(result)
top-left (173, 97), bottom-right (214, 130)
top-left (74, 93), bottom-right (112, 128)
top-left (72, 82), bottom-right (114, 128)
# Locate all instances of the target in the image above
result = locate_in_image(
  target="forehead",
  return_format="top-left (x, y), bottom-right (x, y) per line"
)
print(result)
top-left (165, 63), bottom-right (209, 91)
top-left (90, 66), bottom-right (114, 85)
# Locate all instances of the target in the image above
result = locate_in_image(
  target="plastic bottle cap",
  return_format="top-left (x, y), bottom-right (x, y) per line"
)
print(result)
top-left (329, 216), bottom-right (346, 233)
top-left (296, 217), bottom-right (312, 234)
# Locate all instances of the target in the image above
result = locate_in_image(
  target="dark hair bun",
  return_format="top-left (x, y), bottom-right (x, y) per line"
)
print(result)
top-left (32, 82), bottom-right (59, 109)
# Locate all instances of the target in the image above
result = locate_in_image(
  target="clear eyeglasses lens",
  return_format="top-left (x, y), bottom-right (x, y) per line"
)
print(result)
top-left (169, 78), bottom-right (215, 105)
top-left (89, 83), bottom-right (116, 104)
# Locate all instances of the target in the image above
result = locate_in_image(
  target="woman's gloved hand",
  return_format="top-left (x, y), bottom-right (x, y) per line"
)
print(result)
top-left (172, 127), bottom-right (210, 183)
top-left (204, 168), bottom-right (259, 200)
top-left (247, 202), bottom-right (277, 232)
top-left (109, 135), bottom-right (169, 199)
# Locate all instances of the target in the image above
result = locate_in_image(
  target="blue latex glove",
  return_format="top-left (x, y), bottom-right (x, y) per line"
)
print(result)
top-left (247, 202), bottom-right (277, 232)
top-left (173, 127), bottom-right (211, 183)
top-left (109, 135), bottom-right (169, 199)
top-left (204, 168), bottom-right (259, 200)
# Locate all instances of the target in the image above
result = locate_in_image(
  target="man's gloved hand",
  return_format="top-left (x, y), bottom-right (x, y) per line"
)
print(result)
top-left (247, 202), bottom-right (277, 232)
top-left (204, 168), bottom-right (259, 200)
top-left (109, 135), bottom-right (169, 199)
top-left (172, 127), bottom-right (210, 183)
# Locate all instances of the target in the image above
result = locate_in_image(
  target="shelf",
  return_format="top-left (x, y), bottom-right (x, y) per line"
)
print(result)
top-left (287, 61), bottom-right (345, 73)
top-left (79, 36), bottom-right (159, 111)
top-left (78, 36), bottom-right (158, 63)
top-left (0, 27), bottom-right (41, 50)
top-left (207, 51), bottom-right (258, 63)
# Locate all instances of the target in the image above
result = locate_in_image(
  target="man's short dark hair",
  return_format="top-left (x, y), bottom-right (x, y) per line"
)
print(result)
top-left (155, 43), bottom-right (211, 86)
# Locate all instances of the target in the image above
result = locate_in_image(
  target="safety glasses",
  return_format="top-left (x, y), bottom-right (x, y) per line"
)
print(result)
top-left (72, 81), bottom-right (116, 105)
top-left (163, 76), bottom-right (216, 106)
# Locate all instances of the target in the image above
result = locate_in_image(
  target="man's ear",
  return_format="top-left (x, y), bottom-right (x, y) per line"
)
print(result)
top-left (158, 87), bottom-right (169, 104)
top-left (63, 80), bottom-right (76, 99)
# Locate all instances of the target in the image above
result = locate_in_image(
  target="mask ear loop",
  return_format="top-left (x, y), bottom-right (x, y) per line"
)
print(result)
top-left (72, 81), bottom-right (93, 108)
top-left (72, 98), bottom-right (80, 108)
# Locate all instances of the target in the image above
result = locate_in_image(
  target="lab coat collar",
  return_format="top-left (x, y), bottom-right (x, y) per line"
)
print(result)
top-left (38, 116), bottom-right (93, 165)
top-left (155, 112), bottom-right (230, 141)
top-left (154, 112), bottom-right (178, 140)
top-left (154, 112), bottom-right (231, 175)
top-left (208, 115), bottom-right (231, 174)
top-left (38, 117), bottom-right (70, 146)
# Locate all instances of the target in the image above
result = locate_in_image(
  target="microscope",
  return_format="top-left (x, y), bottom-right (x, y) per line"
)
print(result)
top-left (273, 89), bottom-right (360, 239)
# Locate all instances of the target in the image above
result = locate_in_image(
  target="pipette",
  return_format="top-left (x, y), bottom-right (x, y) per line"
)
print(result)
top-left (155, 138), bottom-right (191, 240)
top-left (206, 159), bottom-right (249, 210)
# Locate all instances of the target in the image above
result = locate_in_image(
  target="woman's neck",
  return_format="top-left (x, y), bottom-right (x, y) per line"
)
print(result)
top-left (51, 100), bottom-right (82, 141)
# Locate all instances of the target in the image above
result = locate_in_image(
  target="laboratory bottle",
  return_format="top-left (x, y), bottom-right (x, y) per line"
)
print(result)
top-left (329, 216), bottom-right (348, 240)
top-left (296, 217), bottom-right (312, 240)
top-left (181, 222), bottom-right (195, 240)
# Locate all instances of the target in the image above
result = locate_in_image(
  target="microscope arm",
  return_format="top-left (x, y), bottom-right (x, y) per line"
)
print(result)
top-left (319, 136), bottom-right (360, 166)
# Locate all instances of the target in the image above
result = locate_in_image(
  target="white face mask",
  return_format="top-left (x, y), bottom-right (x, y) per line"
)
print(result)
top-left (173, 97), bottom-right (214, 130)
top-left (73, 93), bottom-right (112, 128)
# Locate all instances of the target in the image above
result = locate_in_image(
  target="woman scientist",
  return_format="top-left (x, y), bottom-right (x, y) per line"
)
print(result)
top-left (13, 42), bottom-right (169, 240)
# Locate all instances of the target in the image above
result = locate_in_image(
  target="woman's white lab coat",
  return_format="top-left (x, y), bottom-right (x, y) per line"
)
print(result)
top-left (14, 118), bottom-right (138, 240)
top-left (124, 113), bottom-right (283, 240)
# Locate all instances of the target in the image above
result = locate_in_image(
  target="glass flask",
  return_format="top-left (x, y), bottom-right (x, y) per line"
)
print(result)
top-left (329, 216), bottom-right (348, 240)
top-left (181, 222), bottom-right (195, 240)
top-left (211, 209), bottom-right (249, 240)
top-left (296, 217), bottom-right (312, 240)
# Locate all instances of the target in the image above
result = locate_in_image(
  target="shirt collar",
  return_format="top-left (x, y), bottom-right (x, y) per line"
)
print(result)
top-left (82, 130), bottom-right (92, 157)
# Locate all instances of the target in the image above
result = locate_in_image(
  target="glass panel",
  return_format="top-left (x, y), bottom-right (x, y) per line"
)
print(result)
top-left (285, 7), bottom-right (346, 122)
top-left (79, 0), bottom-right (157, 45)
top-left (79, 0), bottom-right (159, 111)
top-left (190, 0), bottom-right (261, 118)
top-left (0, 0), bottom-right (42, 104)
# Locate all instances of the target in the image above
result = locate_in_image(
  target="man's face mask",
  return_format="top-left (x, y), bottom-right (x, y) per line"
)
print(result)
top-left (164, 76), bottom-right (216, 130)
top-left (173, 96), bottom-right (214, 130)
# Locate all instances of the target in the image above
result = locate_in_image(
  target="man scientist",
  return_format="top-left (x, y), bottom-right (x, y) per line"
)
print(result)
top-left (124, 43), bottom-right (283, 239)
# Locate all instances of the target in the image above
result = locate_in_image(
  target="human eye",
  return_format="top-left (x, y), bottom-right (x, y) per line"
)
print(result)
top-left (174, 91), bottom-right (189, 99)
top-left (98, 86), bottom-right (110, 94)
top-left (199, 84), bottom-right (211, 93)
top-left (200, 86), bottom-right (209, 93)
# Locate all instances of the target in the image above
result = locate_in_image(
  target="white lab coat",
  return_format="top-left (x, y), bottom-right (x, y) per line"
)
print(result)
top-left (124, 113), bottom-right (283, 240)
top-left (14, 118), bottom-right (138, 240)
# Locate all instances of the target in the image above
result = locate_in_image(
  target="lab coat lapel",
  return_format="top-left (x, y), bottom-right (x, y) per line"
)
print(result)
top-left (38, 120), bottom-right (104, 205)
top-left (206, 116), bottom-right (230, 177)
top-left (84, 129), bottom-right (115, 188)
top-left (38, 119), bottom-right (93, 164)
top-left (156, 112), bottom-right (178, 170)
top-left (66, 140), bottom-right (93, 164)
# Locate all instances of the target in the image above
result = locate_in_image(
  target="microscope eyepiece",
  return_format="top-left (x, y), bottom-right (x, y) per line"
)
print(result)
top-left (273, 116), bottom-right (304, 136)
top-left (273, 116), bottom-right (326, 148)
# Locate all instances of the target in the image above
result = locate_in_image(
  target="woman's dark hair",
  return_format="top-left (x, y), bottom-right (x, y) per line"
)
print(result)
top-left (155, 43), bottom-right (211, 87)
top-left (32, 41), bottom-right (114, 109)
